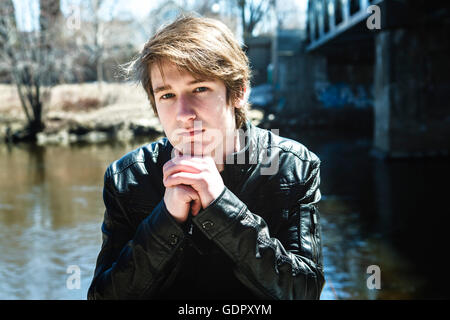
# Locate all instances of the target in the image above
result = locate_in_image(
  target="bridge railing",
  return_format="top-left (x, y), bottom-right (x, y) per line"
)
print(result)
top-left (306, 0), bottom-right (383, 51)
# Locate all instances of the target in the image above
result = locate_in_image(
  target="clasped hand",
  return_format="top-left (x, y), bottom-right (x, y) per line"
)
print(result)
top-left (162, 148), bottom-right (225, 224)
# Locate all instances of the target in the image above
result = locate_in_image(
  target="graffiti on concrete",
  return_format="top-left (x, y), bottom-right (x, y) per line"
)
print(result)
top-left (315, 82), bottom-right (373, 109)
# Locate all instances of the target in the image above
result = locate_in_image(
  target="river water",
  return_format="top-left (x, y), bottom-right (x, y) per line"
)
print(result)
top-left (0, 129), bottom-right (448, 299)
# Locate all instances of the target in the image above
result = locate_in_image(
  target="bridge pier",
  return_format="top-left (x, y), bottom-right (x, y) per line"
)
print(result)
top-left (306, 0), bottom-right (450, 158)
top-left (373, 25), bottom-right (450, 158)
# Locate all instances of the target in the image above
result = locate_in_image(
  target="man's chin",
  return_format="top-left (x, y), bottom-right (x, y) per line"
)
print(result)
top-left (175, 141), bottom-right (213, 156)
top-left (175, 142), bottom-right (223, 160)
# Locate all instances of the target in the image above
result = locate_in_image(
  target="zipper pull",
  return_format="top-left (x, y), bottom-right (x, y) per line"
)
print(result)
top-left (188, 222), bottom-right (193, 235)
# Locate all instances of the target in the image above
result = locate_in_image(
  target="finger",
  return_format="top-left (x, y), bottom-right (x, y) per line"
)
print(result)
top-left (173, 156), bottom-right (207, 167)
top-left (163, 163), bottom-right (202, 182)
top-left (163, 156), bottom-right (209, 176)
top-left (178, 185), bottom-right (201, 215)
top-left (162, 156), bottom-right (185, 175)
top-left (163, 159), bottom-right (207, 183)
top-left (164, 172), bottom-right (203, 189)
top-left (174, 147), bottom-right (182, 158)
top-left (190, 198), bottom-right (201, 216)
top-left (164, 148), bottom-right (183, 171)
top-left (173, 184), bottom-right (200, 203)
top-left (165, 158), bottom-right (207, 170)
top-left (164, 154), bottom-right (206, 170)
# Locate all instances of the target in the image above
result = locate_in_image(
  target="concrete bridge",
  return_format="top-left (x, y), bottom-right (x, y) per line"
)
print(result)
top-left (305, 0), bottom-right (450, 158)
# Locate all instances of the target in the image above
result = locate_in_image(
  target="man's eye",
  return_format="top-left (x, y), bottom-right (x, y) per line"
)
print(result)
top-left (194, 87), bottom-right (208, 93)
top-left (161, 93), bottom-right (175, 100)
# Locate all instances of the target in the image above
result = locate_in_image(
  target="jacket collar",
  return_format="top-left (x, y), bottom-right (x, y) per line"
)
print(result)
top-left (221, 121), bottom-right (259, 183)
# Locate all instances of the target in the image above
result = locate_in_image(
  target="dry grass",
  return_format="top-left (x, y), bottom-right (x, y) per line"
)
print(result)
top-left (0, 82), bottom-right (148, 111)
top-left (0, 82), bottom-right (155, 123)
top-left (48, 82), bottom-right (149, 112)
top-left (0, 84), bottom-right (26, 120)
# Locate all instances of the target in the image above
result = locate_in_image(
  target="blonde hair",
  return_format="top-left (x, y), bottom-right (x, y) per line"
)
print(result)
top-left (125, 15), bottom-right (251, 129)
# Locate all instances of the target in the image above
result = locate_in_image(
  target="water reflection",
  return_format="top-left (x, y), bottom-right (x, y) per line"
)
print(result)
top-left (0, 138), bottom-right (162, 299)
top-left (0, 130), bottom-right (448, 299)
top-left (295, 130), bottom-right (449, 299)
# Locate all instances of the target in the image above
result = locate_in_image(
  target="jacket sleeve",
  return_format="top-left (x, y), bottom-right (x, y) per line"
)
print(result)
top-left (87, 166), bottom-right (187, 299)
top-left (191, 159), bottom-right (325, 300)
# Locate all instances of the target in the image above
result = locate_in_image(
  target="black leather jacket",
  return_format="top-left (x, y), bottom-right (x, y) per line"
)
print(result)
top-left (88, 122), bottom-right (325, 300)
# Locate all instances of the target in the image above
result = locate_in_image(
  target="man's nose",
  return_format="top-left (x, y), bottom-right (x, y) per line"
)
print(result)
top-left (175, 94), bottom-right (196, 123)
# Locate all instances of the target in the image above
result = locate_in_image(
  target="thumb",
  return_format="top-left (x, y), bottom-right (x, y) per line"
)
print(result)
top-left (190, 198), bottom-right (202, 216)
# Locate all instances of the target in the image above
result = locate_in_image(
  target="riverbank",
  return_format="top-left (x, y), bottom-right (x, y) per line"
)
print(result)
top-left (0, 83), bottom-right (265, 145)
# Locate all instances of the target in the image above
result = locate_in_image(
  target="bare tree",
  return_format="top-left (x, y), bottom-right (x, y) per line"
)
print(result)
top-left (91, 0), bottom-right (106, 87)
top-left (77, 0), bottom-right (121, 89)
top-left (0, 0), bottom-right (72, 141)
top-left (0, 0), bottom-right (16, 84)
top-left (237, 0), bottom-right (275, 39)
top-left (40, 0), bottom-right (62, 31)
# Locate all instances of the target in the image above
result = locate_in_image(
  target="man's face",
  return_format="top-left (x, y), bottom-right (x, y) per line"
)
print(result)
top-left (150, 60), bottom-right (239, 161)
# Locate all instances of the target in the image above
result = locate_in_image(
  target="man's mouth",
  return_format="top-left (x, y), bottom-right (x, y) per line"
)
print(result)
top-left (180, 129), bottom-right (205, 137)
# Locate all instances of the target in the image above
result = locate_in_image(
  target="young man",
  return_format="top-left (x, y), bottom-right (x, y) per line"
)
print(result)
top-left (88, 16), bottom-right (324, 300)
